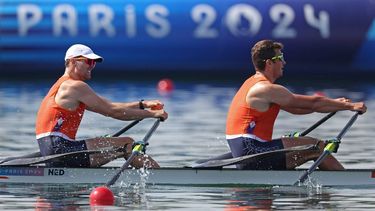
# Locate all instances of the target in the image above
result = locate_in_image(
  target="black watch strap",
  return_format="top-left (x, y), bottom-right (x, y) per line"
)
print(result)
top-left (139, 99), bottom-right (145, 109)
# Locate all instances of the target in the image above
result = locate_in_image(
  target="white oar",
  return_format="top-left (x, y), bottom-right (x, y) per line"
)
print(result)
top-left (294, 111), bottom-right (360, 185)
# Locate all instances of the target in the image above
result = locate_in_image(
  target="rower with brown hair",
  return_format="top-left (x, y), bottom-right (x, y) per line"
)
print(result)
top-left (225, 40), bottom-right (367, 170)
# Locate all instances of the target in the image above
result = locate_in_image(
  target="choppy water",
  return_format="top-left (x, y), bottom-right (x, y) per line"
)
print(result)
top-left (0, 78), bottom-right (374, 210)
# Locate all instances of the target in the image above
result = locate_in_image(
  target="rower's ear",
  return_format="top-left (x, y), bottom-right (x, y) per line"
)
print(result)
top-left (65, 59), bottom-right (77, 68)
top-left (266, 59), bottom-right (273, 65)
top-left (263, 59), bottom-right (270, 66)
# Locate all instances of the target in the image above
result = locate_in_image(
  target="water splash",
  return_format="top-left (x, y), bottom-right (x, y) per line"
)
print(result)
top-left (116, 166), bottom-right (153, 207)
top-left (272, 175), bottom-right (323, 196)
top-left (303, 175), bottom-right (323, 195)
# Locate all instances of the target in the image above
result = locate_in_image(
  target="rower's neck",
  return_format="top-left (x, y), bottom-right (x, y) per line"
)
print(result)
top-left (255, 71), bottom-right (275, 83)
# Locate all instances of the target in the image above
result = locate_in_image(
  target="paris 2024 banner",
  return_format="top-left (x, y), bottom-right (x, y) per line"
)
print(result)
top-left (0, 0), bottom-right (374, 76)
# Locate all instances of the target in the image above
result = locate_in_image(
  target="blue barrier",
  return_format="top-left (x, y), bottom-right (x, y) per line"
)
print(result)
top-left (0, 0), bottom-right (374, 76)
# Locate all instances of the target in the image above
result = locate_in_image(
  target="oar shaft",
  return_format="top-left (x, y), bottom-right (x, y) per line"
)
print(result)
top-left (294, 150), bottom-right (330, 185)
top-left (300, 112), bottom-right (336, 136)
top-left (143, 120), bottom-right (160, 141)
top-left (336, 113), bottom-right (359, 140)
top-left (105, 151), bottom-right (139, 186)
top-left (106, 119), bottom-right (161, 187)
top-left (295, 112), bottom-right (360, 185)
top-left (111, 119), bottom-right (142, 137)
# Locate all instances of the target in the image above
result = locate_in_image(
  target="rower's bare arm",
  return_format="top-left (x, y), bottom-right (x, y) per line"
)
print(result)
top-left (69, 81), bottom-right (168, 120)
top-left (110, 100), bottom-right (164, 110)
top-left (287, 94), bottom-right (367, 114)
top-left (264, 85), bottom-right (368, 114)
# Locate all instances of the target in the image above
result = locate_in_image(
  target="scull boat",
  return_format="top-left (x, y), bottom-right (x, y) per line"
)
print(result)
top-left (0, 112), bottom-right (368, 187)
top-left (0, 166), bottom-right (374, 187)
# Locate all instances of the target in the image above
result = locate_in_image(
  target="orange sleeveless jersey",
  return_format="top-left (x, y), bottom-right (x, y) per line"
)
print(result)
top-left (226, 74), bottom-right (280, 141)
top-left (35, 76), bottom-right (86, 140)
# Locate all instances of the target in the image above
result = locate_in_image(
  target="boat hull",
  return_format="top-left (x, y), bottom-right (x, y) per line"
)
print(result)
top-left (0, 167), bottom-right (374, 186)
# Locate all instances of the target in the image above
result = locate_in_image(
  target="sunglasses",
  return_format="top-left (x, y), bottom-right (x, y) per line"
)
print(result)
top-left (270, 54), bottom-right (285, 63)
top-left (75, 57), bottom-right (96, 66)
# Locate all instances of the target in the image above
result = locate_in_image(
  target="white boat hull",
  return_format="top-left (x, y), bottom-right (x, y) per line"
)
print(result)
top-left (1, 166), bottom-right (374, 186)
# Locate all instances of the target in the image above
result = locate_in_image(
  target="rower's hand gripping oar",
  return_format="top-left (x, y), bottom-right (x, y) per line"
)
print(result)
top-left (105, 118), bottom-right (161, 187)
top-left (0, 119), bottom-right (142, 165)
top-left (294, 111), bottom-right (361, 185)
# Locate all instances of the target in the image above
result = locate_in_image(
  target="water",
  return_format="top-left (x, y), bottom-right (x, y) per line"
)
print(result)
top-left (0, 78), bottom-right (375, 210)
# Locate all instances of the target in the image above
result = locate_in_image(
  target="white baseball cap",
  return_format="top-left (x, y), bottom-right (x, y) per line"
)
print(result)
top-left (64, 44), bottom-right (103, 62)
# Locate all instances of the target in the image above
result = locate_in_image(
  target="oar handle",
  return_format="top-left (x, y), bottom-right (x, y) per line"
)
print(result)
top-left (106, 118), bottom-right (161, 187)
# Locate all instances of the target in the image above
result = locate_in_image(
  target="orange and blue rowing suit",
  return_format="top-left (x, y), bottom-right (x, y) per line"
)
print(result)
top-left (35, 75), bottom-right (90, 167)
top-left (226, 74), bottom-right (285, 170)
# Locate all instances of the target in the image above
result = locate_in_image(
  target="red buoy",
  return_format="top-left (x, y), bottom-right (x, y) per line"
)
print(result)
top-left (314, 91), bottom-right (326, 96)
top-left (89, 186), bottom-right (115, 206)
top-left (157, 78), bottom-right (174, 93)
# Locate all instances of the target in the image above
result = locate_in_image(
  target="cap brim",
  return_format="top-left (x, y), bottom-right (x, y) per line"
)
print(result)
top-left (83, 53), bottom-right (103, 62)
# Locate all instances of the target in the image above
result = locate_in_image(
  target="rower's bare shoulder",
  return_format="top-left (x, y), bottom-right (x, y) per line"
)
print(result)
top-left (262, 83), bottom-right (290, 94)
top-left (248, 83), bottom-right (293, 104)
top-left (63, 79), bottom-right (88, 88)
top-left (60, 79), bottom-right (91, 93)
top-left (249, 81), bottom-right (277, 95)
